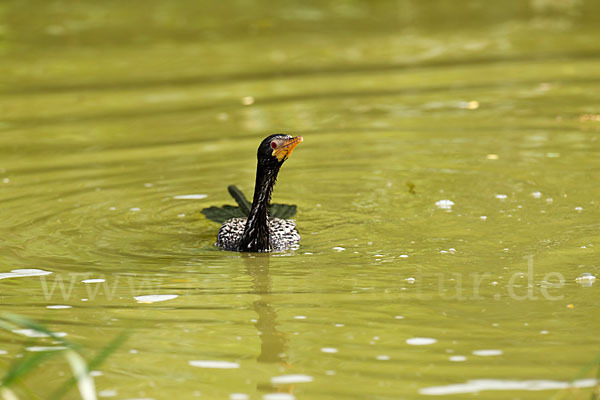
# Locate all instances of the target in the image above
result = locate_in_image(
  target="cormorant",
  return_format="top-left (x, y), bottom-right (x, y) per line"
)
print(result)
top-left (217, 134), bottom-right (303, 252)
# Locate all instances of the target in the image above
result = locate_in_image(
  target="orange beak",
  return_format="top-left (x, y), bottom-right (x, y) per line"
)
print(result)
top-left (273, 136), bottom-right (303, 161)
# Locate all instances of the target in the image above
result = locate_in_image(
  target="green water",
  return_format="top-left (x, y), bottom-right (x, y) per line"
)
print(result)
top-left (1, 1), bottom-right (600, 399)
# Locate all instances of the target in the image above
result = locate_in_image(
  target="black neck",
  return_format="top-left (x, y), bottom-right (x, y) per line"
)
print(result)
top-left (238, 163), bottom-right (280, 252)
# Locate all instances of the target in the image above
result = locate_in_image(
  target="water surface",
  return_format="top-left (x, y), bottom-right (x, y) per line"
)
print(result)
top-left (1, 1), bottom-right (599, 399)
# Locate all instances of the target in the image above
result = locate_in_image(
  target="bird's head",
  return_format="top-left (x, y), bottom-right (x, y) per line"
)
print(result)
top-left (257, 134), bottom-right (303, 168)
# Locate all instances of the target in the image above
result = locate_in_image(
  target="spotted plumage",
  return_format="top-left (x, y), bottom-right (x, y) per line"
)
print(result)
top-left (214, 134), bottom-right (303, 252)
top-left (217, 217), bottom-right (301, 252)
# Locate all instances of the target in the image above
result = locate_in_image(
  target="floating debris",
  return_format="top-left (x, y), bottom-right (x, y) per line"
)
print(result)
top-left (435, 200), bottom-right (454, 210)
top-left (189, 360), bottom-right (240, 369)
top-left (420, 378), bottom-right (598, 396)
top-left (82, 278), bottom-right (105, 284)
top-left (321, 347), bottom-right (338, 353)
top-left (472, 349), bottom-right (502, 356)
top-left (406, 337), bottom-right (437, 346)
top-left (271, 374), bottom-right (314, 384)
top-left (26, 346), bottom-right (68, 352)
top-left (13, 329), bottom-right (67, 338)
top-left (134, 294), bottom-right (178, 303)
top-left (495, 194), bottom-right (507, 200)
top-left (241, 96), bottom-right (255, 106)
top-left (579, 114), bottom-right (600, 122)
top-left (0, 269), bottom-right (52, 280)
top-left (486, 154), bottom-right (499, 160)
top-left (575, 273), bottom-right (596, 287)
top-left (332, 246), bottom-right (346, 251)
top-left (459, 100), bottom-right (480, 110)
top-left (173, 194), bottom-right (207, 200)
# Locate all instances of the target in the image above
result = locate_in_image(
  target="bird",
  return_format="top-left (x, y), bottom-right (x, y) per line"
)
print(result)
top-left (216, 134), bottom-right (303, 252)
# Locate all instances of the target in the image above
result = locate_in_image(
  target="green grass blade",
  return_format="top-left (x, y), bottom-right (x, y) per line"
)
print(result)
top-left (64, 351), bottom-right (97, 400)
top-left (573, 352), bottom-right (600, 381)
top-left (1, 351), bottom-right (60, 388)
top-left (49, 331), bottom-right (128, 400)
top-left (0, 314), bottom-right (72, 347)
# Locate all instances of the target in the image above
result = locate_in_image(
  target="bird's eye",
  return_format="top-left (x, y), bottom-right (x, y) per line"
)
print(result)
top-left (270, 141), bottom-right (277, 149)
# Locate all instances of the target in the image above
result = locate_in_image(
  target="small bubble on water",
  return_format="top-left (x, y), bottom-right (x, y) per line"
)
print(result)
top-left (449, 355), bottom-right (467, 362)
top-left (495, 194), bottom-right (507, 200)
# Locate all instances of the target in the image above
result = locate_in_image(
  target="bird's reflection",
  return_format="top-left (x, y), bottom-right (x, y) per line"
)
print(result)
top-left (243, 254), bottom-right (287, 363)
top-left (243, 254), bottom-right (294, 395)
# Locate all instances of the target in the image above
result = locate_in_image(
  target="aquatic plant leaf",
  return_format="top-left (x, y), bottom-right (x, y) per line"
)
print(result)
top-left (201, 186), bottom-right (297, 223)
